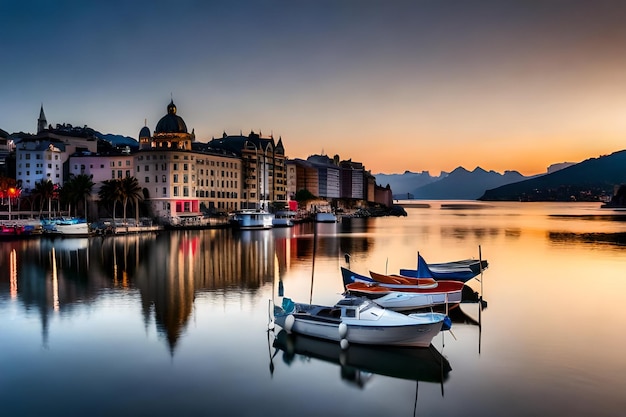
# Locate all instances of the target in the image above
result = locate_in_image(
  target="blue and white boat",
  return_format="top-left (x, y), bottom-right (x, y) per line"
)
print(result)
top-left (42, 218), bottom-right (91, 237)
top-left (230, 209), bottom-right (274, 230)
top-left (272, 210), bottom-right (296, 228)
top-left (400, 253), bottom-right (488, 282)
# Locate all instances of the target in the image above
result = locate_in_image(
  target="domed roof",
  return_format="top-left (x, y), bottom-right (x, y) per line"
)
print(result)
top-left (155, 100), bottom-right (188, 134)
top-left (139, 125), bottom-right (151, 139)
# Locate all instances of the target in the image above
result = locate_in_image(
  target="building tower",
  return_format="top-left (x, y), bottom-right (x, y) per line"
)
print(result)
top-left (152, 100), bottom-right (194, 150)
top-left (37, 104), bottom-right (47, 133)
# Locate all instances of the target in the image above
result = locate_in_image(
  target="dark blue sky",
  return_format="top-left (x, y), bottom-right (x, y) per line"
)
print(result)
top-left (3, 0), bottom-right (626, 174)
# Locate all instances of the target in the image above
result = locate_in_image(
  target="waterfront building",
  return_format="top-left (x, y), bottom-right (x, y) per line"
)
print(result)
top-left (134, 100), bottom-right (242, 220)
top-left (15, 110), bottom-right (98, 193)
top-left (287, 154), bottom-right (391, 208)
top-left (206, 131), bottom-right (287, 209)
top-left (69, 150), bottom-right (134, 194)
top-left (286, 158), bottom-right (319, 200)
top-left (306, 154), bottom-right (341, 199)
top-left (339, 159), bottom-right (365, 200)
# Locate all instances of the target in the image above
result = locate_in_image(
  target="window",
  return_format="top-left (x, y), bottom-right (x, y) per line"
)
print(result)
top-left (145, 177), bottom-right (149, 183)
top-left (173, 186), bottom-right (179, 196)
top-left (118, 170), bottom-right (122, 178)
top-left (173, 174), bottom-right (178, 183)
top-left (163, 187), bottom-right (167, 196)
top-left (118, 161), bottom-right (122, 167)
top-left (126, 170), bottom-right (130, 177)
top-left (126, 160), bottom-right (130, 166)
top-left (162, 175), bottom-right (166, 182)
top-left (145, 165), bottom-right (149, 172)
top-left (183, 187), bottom-right (189, 197)
top-left (112, 170), bottom-right (115, 179)
top-left (173, 163), bottom-right (178, 170)
top-left (183, 174), bottom-right (188, 183)
top-left (183, 163), bottom-right (188, 171)
top-left (110, 161), bottom-right (115, 167)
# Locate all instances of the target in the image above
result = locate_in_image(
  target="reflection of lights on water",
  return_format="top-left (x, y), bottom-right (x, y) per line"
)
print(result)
top-left (10, 249), bottom-right (17, 299)
top-left (52, 247), bottom-right (59, 312)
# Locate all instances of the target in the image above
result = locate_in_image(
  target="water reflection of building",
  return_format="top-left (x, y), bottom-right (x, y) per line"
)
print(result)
top-left (0, 221), bottom-right (378, 354)
top-left (1, 238), bottom-right (109, 347)
top-left (128, 230), bottom-right (277, 353)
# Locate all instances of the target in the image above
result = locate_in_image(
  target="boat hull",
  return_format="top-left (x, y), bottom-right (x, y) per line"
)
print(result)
top-left (274, 298), bottom-right (446, 347)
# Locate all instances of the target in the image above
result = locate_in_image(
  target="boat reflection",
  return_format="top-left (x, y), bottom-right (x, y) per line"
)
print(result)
top-left (271, 329), bottom-right (451, 389)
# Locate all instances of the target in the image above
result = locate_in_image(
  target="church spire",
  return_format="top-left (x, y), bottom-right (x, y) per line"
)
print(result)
top-left (37, 104), bottom-right (47, 133)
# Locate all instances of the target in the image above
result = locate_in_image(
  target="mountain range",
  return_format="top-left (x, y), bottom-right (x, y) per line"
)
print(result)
top-left (375, 168), bottom-right (532, 200)
top-left (480, 150), bottom-right (626, 201)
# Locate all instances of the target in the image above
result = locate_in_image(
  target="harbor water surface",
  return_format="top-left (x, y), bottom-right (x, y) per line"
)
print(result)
top-left (2, 201), bottom-right (626, 417)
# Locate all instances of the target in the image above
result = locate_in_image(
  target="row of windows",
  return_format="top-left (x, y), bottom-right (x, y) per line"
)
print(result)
top-left (74, 164), bottom-right (105, 170)
top-left (112, 170), bottom-right (132, 179)
top-left (18, 172), bottom-right (60, 179)
top-left (136, 154), bottom-right (238, 169)
top-left (110, 160), bottom-right (132, 167)
top-left (20, 153), bottom-right (60, 160)
top-left (20, 163), bottom-right (60, 169)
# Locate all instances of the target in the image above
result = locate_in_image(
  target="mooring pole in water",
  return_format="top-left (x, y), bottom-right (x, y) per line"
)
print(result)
top-left (479, 244), bottom-right (484, 300)
top-left (478, 244), bottom-right (483, 355)
top-left (310, 223), bottom-right (318, 306)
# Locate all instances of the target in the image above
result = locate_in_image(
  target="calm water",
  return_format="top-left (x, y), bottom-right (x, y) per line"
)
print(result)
top-left (2, 201), bottom-right (626, 417)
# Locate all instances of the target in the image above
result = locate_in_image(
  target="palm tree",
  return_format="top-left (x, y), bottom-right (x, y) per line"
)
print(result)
top-left (32, 179), bottom-right (55, 218)
top-left (59, 180), bottom-right (76, 217)
top-left (98, 179), bottom-right (123, 222)
top-left (120, 176), bottom-right (144, 224)
top-left (65, 174), bottom-right (94, 220)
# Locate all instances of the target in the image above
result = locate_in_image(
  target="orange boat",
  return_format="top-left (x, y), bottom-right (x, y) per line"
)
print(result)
top-left (368, 271), bottom-right (437, 288)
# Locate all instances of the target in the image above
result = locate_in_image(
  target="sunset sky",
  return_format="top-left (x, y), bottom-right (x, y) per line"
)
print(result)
top-left (2, 0), bottom-right (626, 176)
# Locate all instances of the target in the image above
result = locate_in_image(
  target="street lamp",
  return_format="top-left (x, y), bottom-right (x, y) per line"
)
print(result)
top-left (7, 187), bottom-right (16, 221)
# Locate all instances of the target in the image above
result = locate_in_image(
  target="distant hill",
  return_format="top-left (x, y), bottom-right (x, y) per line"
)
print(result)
top-left (480, 150), bottom-right (626, 201)
top-left (374, 171), bottom-right (440, 197)
top-left (411, 167), bottom-right (529, 200)
top-left (96, 132), bottom-right (139, 150)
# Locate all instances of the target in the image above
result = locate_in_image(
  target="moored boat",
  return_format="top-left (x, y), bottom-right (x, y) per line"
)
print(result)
top-left (230, 209), bottom-right (274, 230)
top-left (42, 218), bottom-right (92, 237)
top-left (400, 253), bottom-right (488, 282)
top-left (272, 210), bottom-right (296, 227)
top-left (273, 296), bottom-right (448, 348)
top-left (341, 266), bottom-right (436, 289)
